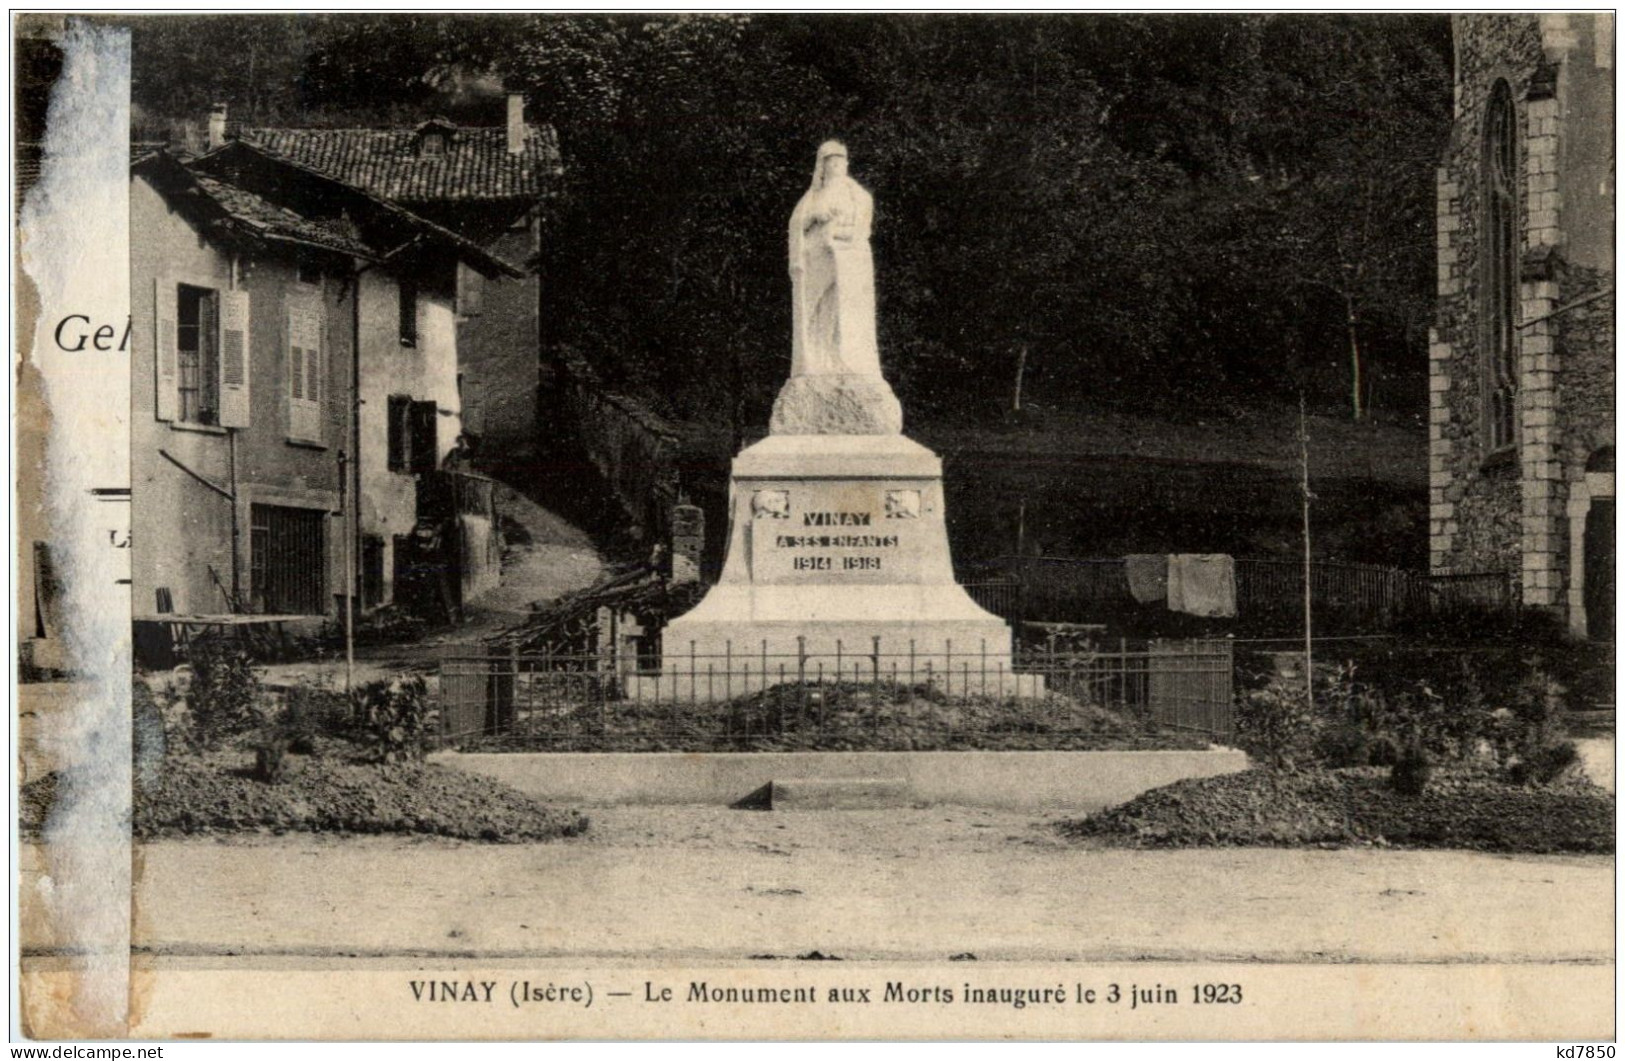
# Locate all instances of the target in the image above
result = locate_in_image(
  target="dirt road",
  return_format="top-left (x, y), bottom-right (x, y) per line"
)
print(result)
top-left (29, 805), bottom-right (1609, 965)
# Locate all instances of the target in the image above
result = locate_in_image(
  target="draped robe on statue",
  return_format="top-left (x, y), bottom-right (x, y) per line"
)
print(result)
top-left (788, 147), bottom-right (880, 378)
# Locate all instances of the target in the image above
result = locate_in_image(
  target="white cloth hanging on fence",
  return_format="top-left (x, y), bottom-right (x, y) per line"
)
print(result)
top-left (1166, 554), bottom-right (1237, 618)
top-left (1124, 554), bottom-right (1169, 604)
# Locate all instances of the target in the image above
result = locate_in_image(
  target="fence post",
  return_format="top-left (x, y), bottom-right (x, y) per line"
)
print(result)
top-left (485, 645), bottom-right (517, 738)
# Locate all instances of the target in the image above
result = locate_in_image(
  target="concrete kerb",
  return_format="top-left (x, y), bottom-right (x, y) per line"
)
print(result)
top-left (431, 747), bottom-right (1251, 812)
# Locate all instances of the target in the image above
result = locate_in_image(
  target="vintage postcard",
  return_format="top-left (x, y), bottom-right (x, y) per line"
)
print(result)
top-left (13, 11), bottom-right (1616, 1044)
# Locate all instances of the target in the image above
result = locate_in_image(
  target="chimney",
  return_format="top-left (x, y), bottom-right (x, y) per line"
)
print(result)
top-left (506, 92), bottom-right (525, 155)
top-left (207, 102), bottom-right (228, 151)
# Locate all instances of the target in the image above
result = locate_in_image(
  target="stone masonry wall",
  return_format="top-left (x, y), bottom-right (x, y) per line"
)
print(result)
top-left (1430, 14), bottom-right (1546, 590)
top-left (1430, 14), bottom-right (1614, 621)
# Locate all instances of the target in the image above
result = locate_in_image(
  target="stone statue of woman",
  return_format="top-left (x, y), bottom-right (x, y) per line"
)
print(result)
top-left (789, 141), bottom-right (880, 377)
top-left (774, 141), bottom-right (902, 434)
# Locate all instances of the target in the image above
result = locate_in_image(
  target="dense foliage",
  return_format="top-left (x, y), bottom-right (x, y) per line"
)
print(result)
top-left (1234, 649), bottom-right (1582, 796)
top-left (128, 13), bottom-right (1451, 425)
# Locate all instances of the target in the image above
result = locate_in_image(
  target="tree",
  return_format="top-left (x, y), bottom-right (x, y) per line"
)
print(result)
top-left (125, 13), bottom-right (1452, 424)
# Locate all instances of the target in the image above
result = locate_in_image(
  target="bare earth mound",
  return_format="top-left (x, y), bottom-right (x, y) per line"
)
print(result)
top-left (23, 752), bottom-right (589, 843)
top-left (1062, 766), bottom-right (1613, 853)
top-left (467, 682), bottom-right (1212, 752)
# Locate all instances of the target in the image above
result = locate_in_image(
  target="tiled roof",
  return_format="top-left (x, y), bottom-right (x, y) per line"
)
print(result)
top-left (240, 124), bottom-right (561, 204)
top-left (189, 172), bottom-right (374, 258)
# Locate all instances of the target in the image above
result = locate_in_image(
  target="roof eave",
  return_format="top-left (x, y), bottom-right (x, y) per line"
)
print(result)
top-left (206, 139), bottom-right (526, 279)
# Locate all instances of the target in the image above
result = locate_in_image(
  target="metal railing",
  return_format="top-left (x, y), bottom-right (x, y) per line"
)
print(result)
top-left (436, 638), bottom-right (1233, 752)
top-left (969, 555), bottom-right (1516, 634)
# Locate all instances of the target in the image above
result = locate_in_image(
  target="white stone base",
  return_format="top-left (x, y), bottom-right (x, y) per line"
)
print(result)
top-left (636, 431), bottom-right (1040, 702)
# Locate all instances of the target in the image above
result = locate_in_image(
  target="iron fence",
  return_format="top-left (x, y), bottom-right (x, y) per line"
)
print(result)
top-left (437, 638), bottom-right (1233, 752)
top-left (972, 555), bottom-right (1516, 635)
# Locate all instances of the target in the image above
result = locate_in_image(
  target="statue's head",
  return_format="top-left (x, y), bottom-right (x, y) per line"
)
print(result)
top-left (815, 140), bottom-right (849, 184)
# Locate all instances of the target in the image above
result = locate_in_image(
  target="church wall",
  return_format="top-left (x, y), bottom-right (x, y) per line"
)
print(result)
top-left (1429, 13), bottom-right (1614, 628)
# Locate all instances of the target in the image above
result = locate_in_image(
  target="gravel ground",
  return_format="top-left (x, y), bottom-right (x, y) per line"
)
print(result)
top-left (19, 804), bottom-right (1610, 965)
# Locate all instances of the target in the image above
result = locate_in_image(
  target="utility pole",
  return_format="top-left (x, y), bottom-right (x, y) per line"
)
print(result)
top-left (338, 449), bottom-right (354, 696)
top-left (1298, 393), bottom-right (1314, 701)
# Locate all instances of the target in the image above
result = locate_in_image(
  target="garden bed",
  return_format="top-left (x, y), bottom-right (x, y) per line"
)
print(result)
top-left (21, 741), bottom-right (589, 843)
top-left (459, 683), bottom-right (1215, 753)
top-left (1062, 766), bottom-right (1614, 853)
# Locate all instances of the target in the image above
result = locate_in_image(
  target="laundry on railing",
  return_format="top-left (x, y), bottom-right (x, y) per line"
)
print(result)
top-left (1124, 554), bottom-right (1169, 604)
top-left (1165, 554), bottom-right (1237, 618)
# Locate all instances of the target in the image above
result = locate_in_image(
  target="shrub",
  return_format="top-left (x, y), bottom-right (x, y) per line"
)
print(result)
top-left (1312, 722), bottom-right (1371, 768)
top-left (277, 680), bottom-right (353, 754)
top-left (186, 638), bottom-right (262, 748)
top-left (1311, 663), bottom-right (1385, 767)
top-left (355, 676), bottom-right (432, 764)
top-left (1510, 664), bottom-right (1566, 748)
top-left (1234, 674), bottom-right (1317, 769)
top-left (1366, 733), bottom-right (1401, 767)
top-left (1390, 744), bottom-right (1432, 796)
top-left (1508, 740), bottom-right (1580, 787)
top-left (253, 735), bottom-right (289, 783)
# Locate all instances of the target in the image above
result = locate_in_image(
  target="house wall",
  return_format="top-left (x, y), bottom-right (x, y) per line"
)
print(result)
top-left (456, 219), bottom-right (541, 456)
top-left (356, 270), bottom-right (461, 605)
top-left (1429, 14), bottom-right (1615, 632)
top-left (130, 175), bottom-right (349, 618)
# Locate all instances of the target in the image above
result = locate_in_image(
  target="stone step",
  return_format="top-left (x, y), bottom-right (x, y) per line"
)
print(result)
top-left (736, 777), bottom-right (914, 810)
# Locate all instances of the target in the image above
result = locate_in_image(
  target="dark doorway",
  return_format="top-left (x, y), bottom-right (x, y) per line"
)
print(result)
top-left (249, 504), bottom-right (326, 614)
top-left (1584, 497), bottom-right (1614, 641)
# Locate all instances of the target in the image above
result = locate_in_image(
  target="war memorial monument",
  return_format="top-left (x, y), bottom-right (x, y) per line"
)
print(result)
top-left (635, 142), bottom-right (1032, 700)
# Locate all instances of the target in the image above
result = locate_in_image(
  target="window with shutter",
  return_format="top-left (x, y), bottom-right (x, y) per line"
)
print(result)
top-left (388, 395), bottom-right (410, 471)
top-left (399, 280), bottom-right (418, 347)
top-left (154, 278), bottom-right (179, 421)
top-left (456, 262), bottom-right (483, 318)
top-left (287, 297), bottom-right (324, 443)
top-left (218, 288), bottom-right (251, 427)
top-left (176, 284), bottom-right (220, 425)
top-left (410, 400), bottom-right (439, 475)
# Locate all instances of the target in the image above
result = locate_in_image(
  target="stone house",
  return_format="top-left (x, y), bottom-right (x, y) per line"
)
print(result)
top-left (239, 93), bottom-right (561, 459)
top-left (130, 142), bottom-right (519, 629)
top-left (1429, 13), bottom-right (1614, 639)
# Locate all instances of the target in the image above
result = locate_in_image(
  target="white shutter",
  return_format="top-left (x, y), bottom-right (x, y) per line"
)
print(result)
top-left (456, 261), bottom-right (484, 318)
top-left (154, 278), bottom-right (178, 422)
top-left (218, 288), bottom-right (251, 428)
top-left (287, 296), bottom-right (324, 443)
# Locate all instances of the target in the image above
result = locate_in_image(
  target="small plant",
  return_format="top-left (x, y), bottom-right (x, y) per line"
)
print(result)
top-left (1366, 733), bottom-right (1401, 767)
top-left (1510, 662), bottom-right (1566, 749)
top-left (1390, 743), bottom-right (1432, 796)
top-left (1508, 740), bottom-right (1580, 787)
top-left (1235, 674), bottom-right (1317, 769)
top-left (1312, 722), bottom-right (1371, 768)
top-left (253, 735), bottom-right (289, 783)
top-left (277, 677), bottom-right (353, 755)
top-left (355, 676), bottom-right (432, 764)
top-left (185, 637), bottom-right (262, 749)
